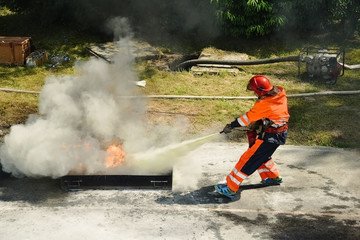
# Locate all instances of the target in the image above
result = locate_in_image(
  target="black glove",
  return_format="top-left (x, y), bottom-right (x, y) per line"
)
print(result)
top-left (230, 118), bottom-right (241, 128)
top-left (222, 124), bottom-right (233, 134)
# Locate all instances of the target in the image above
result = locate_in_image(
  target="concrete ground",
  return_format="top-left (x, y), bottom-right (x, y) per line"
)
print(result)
top-left (0, 142), bottom-right (359, 240)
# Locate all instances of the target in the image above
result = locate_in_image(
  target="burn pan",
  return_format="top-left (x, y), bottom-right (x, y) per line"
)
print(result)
top-left (60, 172), bottom-right (172, 191)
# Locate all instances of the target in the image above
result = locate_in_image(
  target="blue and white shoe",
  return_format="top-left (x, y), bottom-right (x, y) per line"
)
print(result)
top-left (215, 184), bottom-right (236, 199)
top-left (261, 176), bottom-right (283, 185)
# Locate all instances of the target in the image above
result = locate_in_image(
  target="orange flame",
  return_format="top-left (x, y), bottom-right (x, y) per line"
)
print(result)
top-left (105, 144), bottom-right (126, 168)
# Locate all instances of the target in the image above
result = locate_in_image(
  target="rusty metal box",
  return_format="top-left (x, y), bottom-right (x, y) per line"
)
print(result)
top-left (0, 36), bottom-right (32, 65)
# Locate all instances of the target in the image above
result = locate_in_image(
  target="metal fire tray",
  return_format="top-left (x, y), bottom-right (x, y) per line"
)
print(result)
top-left (60, 173), bottom-right (172, 191)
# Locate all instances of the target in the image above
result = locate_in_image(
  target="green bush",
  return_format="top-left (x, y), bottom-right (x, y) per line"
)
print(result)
top-left (211, 0), bottom-right (286, 37)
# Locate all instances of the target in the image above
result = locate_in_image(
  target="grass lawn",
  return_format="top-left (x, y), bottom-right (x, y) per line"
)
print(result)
top-left (1, 9), bottom-right (360, 148)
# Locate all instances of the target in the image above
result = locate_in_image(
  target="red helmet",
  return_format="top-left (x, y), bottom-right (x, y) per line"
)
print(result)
top-left (247, 75), bottom-right (273, 96)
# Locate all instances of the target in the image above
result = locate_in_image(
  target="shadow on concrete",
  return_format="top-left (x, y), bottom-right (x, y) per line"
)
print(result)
top-left (0, 176), bottom-right (65, 204)
top-left (156, 183), bottom-right (271, 205)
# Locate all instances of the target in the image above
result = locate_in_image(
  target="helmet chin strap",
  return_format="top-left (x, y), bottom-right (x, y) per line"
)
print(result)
top-left (253, 90), bottom-right (260, 97)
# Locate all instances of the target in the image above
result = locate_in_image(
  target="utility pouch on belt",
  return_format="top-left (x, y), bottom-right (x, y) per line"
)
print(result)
top-left (248, 120), bottom-right (262, 131)
top-left (246, 130), bottom-right (257, 147)
top-left (246, 120), bottom-right (262, 147)
top-left (262, 118), bottom-right (273, 128)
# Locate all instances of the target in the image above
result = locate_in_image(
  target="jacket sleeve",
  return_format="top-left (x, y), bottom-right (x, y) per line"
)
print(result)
top-left (235, 91), bottom-right (289, 127)
top-left (235, 101), bottom-right (267, 127)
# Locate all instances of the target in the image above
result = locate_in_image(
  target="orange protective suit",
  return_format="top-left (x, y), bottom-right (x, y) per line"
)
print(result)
top-left (226, 86), bottom-right (290, 192)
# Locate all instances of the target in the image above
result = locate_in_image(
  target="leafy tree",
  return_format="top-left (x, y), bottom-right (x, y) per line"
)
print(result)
top-left (210, 0), bottom-right (359, 38)
top-left (327, 0), bottom-right (360, 37)
top-left (0, 0), bottom-right (218, 42)
top-left (210, 0), bottom-right (286, 37)
top-left (275, 0), bottom-right (329, 33)
top-left (1, 0), bottom-right (358, 39)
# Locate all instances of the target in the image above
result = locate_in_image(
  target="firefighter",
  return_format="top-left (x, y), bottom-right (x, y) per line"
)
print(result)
top-left (215, 75), bottom-right (290, 199)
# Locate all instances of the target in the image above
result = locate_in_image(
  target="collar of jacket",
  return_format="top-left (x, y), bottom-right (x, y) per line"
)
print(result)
top-left (258, 86), bottom-right (281, 100)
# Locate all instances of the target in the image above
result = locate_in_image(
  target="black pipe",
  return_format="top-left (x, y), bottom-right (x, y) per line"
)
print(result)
top-left (176, 55), bottom-right (299, 71)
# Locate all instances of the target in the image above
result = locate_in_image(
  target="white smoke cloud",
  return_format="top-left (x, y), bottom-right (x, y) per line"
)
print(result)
top-left (0, 51), bottom-right (139, 178)
top-left (0, 18), bottom-right (159, 177)
top-left (106, 16), bottom-right (134, 41)
top-left (0, 17), bottom-right (217, 183)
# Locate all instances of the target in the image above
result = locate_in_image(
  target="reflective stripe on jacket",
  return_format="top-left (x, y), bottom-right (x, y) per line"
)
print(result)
top-left (236, 86), bottom-right (289, 127)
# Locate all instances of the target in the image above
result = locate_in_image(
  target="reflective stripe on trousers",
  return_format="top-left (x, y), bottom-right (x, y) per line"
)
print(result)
top-left (257, 158), bottom-right (280, 179)
top-left (227, 139), bottom-right (280, 192)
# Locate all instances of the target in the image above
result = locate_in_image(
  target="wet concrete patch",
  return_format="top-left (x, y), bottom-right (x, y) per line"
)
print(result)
top-left (217, 211), bottom-right (360, 240)
top-left (271, 214), bottom-right (360, 240)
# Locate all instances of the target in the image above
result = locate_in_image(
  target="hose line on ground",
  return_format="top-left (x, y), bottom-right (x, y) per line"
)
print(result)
top-left (1, 87), bottom-right (360, 99)
top-left (176, 55), bottom-right (299, 70)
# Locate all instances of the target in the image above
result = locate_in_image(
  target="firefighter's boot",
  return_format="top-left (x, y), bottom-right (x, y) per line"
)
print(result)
top-left (215, 184), bottom-right (236, 199)
top-left (261, 176), bottom-right (283, 185)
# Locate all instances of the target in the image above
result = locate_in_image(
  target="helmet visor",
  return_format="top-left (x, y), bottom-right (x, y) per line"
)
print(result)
top-left (247, 82), bottom-right (253, 91)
